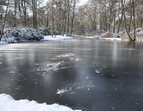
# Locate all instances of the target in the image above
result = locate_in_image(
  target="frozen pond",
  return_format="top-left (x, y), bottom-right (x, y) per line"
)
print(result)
top-left (0, 39), bottom-right (143, 111)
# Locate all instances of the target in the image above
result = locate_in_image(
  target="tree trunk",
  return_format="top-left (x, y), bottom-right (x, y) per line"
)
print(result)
top-left (0, 0), bottom-right (10, 40)
top-left (117, 12), bottom-right (123, 33)
top-left (141, 18), bottom-right (143, 27)
top-left (128, 11), bottom-right (133, 32)
top-left (23, 0), bottom-right (27, 26)
top-left (121, 0), bottom-right (133, 41)
top-left (71, 0), bottom-right (76, 35)
top-left (113, 12), bottom-right (116, 33)
top-left (132, 0), bottom-right (136, 41)
top-left (14, 0), bottom-right (17, 26)
top-left (32, 0), bottom-right (38, 29)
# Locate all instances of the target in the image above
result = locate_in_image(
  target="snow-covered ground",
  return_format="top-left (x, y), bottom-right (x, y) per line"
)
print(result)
top-left (42, 35), bottom-right (73, 41)
top-left (0, 94), bottom-right (81, 111)
top-left (100, 38), bottom-right (121, 41)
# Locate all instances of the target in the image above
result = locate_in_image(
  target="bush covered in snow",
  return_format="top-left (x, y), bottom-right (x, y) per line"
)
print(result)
top-left (1, 27), bottom-right (44, 43)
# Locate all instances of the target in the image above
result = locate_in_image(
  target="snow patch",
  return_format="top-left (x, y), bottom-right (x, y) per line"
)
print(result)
top-left (0, 94), bottom-right (81, 111)
top-left (56, 53), bottom-right (75, 58)
top-left (95, 69), bottom-right (101, 74)
top-left (46, 62), bottom-right (63, 71)
top-left (42, 35), bottom-right (73, 41)
top-left (56, 53), bottom-right (81, 62)
top-left (36, 54), bottom-right (81, 73)
top-left (37, 61), bottom-right (64, 72)
top-left (76, 81), bottom-right (95, 90)
top-left (9, 71), bottom-right (15, 74)
top-left (84, 36), bottom-right (96, 39)
top-left (0, 41), bottom-right (8, 44)
top-left (100, 38), bottom-right (121, 41)
top-left (57, 88), bottom-right (72, 95)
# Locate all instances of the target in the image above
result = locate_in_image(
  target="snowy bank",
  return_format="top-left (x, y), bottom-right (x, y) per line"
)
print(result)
top-left (0, 94), bottom-right (81, 111)
top-left (42, 35), bottom-right (73, 41)
top-left (100, 38), bottom-right (121, 41)
top-left (121, 27), bottom-right (143, 42)
top-left (101, 32), bottom-right (113, 38)
top-left (1, 27), bottom-right (44, 43)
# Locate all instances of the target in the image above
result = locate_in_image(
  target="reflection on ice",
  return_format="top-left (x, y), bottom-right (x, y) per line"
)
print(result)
top-left (7, 57), bottom-right (24, 61)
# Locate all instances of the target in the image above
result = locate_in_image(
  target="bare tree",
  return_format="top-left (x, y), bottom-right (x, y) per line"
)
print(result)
top-left (32, 0), bottom-right (38, 29)
top-left (0, 0), bottom-right (10, 40)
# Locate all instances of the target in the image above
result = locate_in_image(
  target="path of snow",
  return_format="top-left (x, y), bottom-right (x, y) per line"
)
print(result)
top-left (0, 94), bottom-right (81, 111)
top-left (42, 35), bottom-right (73, 41)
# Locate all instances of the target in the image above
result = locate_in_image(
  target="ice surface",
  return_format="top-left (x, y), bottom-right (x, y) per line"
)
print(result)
top-left (0, 94), bottom-right (81, 111)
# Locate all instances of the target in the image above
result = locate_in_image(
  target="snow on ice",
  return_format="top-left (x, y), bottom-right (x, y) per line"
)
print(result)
top-left (56, 53), bottom-right (75, 58)
top-left (57, 88), bottom-right (72, 95)
top-left (0, 94), bottom-right (81, 111)
top-left (37, 61), bottom-right (64, 72)
top-left (95, 69), bottom-right (101, 74)
top-left (46, 62), bottom-right (64, 71)
top-left (36, 53), bottom-right (81, 73)
top-left (55, 53), bottom-right (81, 62)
